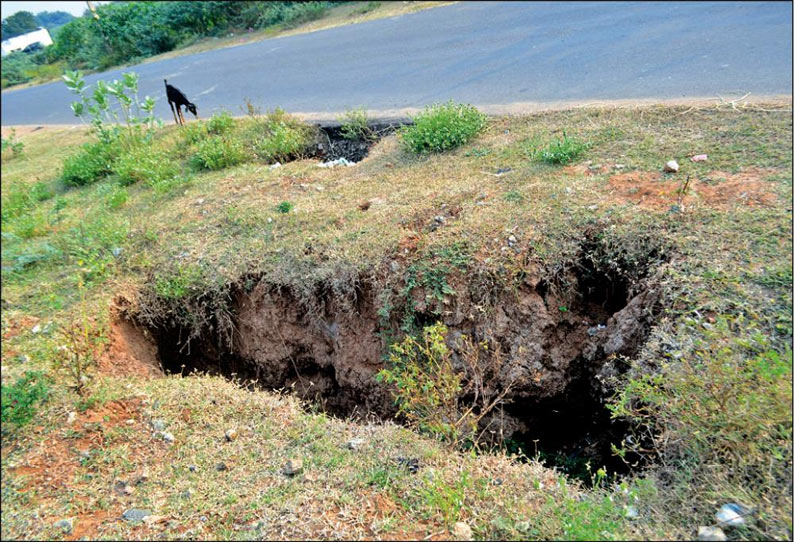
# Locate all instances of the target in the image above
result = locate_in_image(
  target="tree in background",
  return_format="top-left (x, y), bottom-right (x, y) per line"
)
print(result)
top-left (35, 11), bottom-right (75, 32)
top-left (2, 11), bottom-right (39, 40)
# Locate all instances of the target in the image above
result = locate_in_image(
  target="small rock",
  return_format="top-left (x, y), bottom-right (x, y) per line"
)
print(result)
top-left (188, 464), bottom-right (198, 472)
top-left (215, 462), bottom-right (228, 472)
top-left (53, 519), bottom-right (73, 534)
top-left (143, 515), bottom-right (167, 526)
top-left (507, 235), bottom-right (517, 246)
top-left (195, 198), bottom-right (205, 205)
top-left (663, 160), bottom-right (680, 173)
top-left (625, 505), bottom-right (639, 520)
top-left (162, 432), bottom-right (174, 443)
top-left (587, 204), bottom-right (599, 210)
top-left (614, 164), bottom-right (626, 170)
top-left (151, 419), bottom-right (166, 431)
top-left (691, 154), bottom-right (708, 162)
top-left (66, 412), bottom-right (77, 425)
top-left (268, 162), bottom-right (282, 170)
top-left (396, 457), bottom-right (419, 474)
top-left (433, 215), bottom-right (445, 224)
top-left (125, 419), bottom-right (135, 425)
top-left (314, 185), bottom-right (325, 192)
top-left (587, 324), bottom-right (607, 336)
top-left (495, 167), bottom-right (512, 175)
top-left (112, 247), bottom-right (123, 258)
top-left (224, 429), bottom-right (238, 442)
top-left (122, 508), bottom-right (152, 523)
top-left (452, 521), bottom-right (473, 540)
top-left (181, 489), bottom-right (193, 499)
top-left (716, 503), bottom-right (751, 528)
top-left (122, 484), bottom-right (135, 496)
top-left (698, 526), bottom-right (727, 541)
top-left (346, 438), bottom-right (365, 450)
top-left (283, 459), bottom-right (303, 476)
top-left (31, 324), bottom-right (42, 334)
top-left (389, 261), bottom-right (401, 273)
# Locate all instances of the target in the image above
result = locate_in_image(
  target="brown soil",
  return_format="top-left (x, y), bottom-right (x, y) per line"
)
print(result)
top-left (98, 315), bottom-right (162, 378)
top-left (606, 167), bottom-right (781, 210)
top-left (6, 398), bottom-right (165, 541)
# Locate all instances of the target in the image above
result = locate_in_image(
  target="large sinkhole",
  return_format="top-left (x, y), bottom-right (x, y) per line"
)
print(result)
top-left (134, 241), bottom-right (663, 482)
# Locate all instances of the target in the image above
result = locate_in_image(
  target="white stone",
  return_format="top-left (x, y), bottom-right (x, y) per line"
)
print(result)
top-left (664, 160), bottom-right (680, 173)
top-left (453, 521), bottom-right (473, 540)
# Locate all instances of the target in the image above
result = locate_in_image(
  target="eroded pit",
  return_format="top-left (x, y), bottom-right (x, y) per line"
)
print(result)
top-left (312, 121), bottom-right (404, 162)
top-left (128, 236), bottom-right (664, 480)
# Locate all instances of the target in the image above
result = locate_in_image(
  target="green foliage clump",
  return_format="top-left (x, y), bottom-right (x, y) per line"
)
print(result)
top-left (190, 136), bottom-right (246, 171)
top-left (249, 108), bottom-right (315, 163)
top-left (61, 140), bottom-right (119, 186)
top-left (1, 128), bottom-right (25, 159)
top-left (538, 132), bottom-right (588, 164)
top-left (276, 201), bottom-right (294, 213)
top-left (338, 107), bottom-right (372, 140)
top-left (115, 147), bottom-right (182, 188)
top-left (611, 315), bottom-right (792, 535)
top-left (1, 371), bottom-right (50, 433)
top-left (182, 111), bottom-right (236, 145)
top-left (400, 101), bottom-right (487, 154)
top-left (377, 323), bottom-right (513, 446)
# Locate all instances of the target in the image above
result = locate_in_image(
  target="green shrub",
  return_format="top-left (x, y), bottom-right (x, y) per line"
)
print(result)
top-left (376, 323), bottom-right (514, 446)
top-left (276, 201), bottom-right (294, 213)
top-left (1, 371), bottom-right (51, 432)
top-left (400, 101), bottom-right (487, 154)
top-left (190, 136), bottom-right (246, 170)
top-left (1, 128), bottom-right (25, 159)
top-left (106, 187), bottom-right (129, 209)
top-left (207, 111), bottom-right (235, 135)
top-left (115, 147), bottom-right (181, 187)
top-left (249, 108), bottom-right (315, 163)
top-left (339, 107), bottom-right (372, 140)
top-left (61, 141), bottom-right (119, 186)
top-left (29, 181), bottom-right (54, 202)
top-left (539, 132), bottom-right (588, 164)
top-left (611, 316), bottom-right (792, 536)
top-left (182, 121), bottom-right (210, 145)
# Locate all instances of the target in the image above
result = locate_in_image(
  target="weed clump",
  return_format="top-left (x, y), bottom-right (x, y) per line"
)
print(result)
top-left (401, 101), bottom-right (487, 154)
top-left (1, 371), bottom-right (51, 433)
top-left (190, 136), bottom-right (246, 171)
top-left (247, 108), bottom-right (315, 163)
top-left (338, 107), bottom-right (373, 141)
top-left (115, 147), bottom-right (182, 188)
top-left (1, 128), bottom-right (25, 160)
top-left (539, 132), bottom-right (588, 164)
top-left (61, 140), bottom-right (119, 186)
top-left (377, 323), bottom-right (513, 447)
top-left (276, 201), bottom-right (294, 213)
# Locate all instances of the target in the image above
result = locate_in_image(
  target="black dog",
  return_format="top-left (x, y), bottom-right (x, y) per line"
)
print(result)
top-left (164, 79), bottom-right (198, 126)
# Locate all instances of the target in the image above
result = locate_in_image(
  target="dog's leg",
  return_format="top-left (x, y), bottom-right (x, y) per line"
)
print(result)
top-left (169, 101), bottom-right (179, 126)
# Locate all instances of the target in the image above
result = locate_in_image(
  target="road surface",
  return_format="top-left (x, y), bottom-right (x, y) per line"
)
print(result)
top-left (1, 1), bottom-right (791, 125)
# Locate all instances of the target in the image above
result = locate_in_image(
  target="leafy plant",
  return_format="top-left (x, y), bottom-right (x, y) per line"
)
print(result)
top-left (400, 101), bottom-right (487, 154)
top-left (338, 107), bottom-right (372, 140)
top-left (61, 140), bottom-right (119, 186)
top-left (249, 108), bottom-right (315, 163)
top-left (376, 323), bottom-right (514, 447)
top-left (1, 128), bottom-right (25, 159)
top-left (190, 135), bottom-right (246, 170)
top-left (538, 131), bottom-right (588, 164)
top-left (115, 146), bottom-right (182, 188)
top-left (63, 70), bottom-right (158, 151)
top-left (1, 371), bottom-right (51, 432)
top-left (276, 201), bottom-right (294, 213)
top-left (207, 110), bottom-right (235, 135)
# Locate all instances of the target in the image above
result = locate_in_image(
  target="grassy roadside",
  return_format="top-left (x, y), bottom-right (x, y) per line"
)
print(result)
top-left (1, 101), bottom-right (791, 540)
top-left (1, 2), bottom-right (454, 93)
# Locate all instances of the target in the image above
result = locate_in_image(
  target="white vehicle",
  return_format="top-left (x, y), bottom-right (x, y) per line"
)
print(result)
top-left (1, 27), bottom-right (53, 57)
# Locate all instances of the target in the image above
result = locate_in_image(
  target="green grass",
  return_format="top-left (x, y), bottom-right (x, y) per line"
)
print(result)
top-left (400, 101), bottom-right (488, 153)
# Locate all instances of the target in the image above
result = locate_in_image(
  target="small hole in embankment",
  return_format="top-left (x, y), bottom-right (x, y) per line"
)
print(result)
top-left (312, 121), bottom-right (404, 162)
top-left (135, 235), bottom-right (664, 484)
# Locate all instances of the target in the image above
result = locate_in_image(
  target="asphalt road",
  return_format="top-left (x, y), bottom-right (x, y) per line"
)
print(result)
top-left (1, 1), bottom-right (791, 125)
